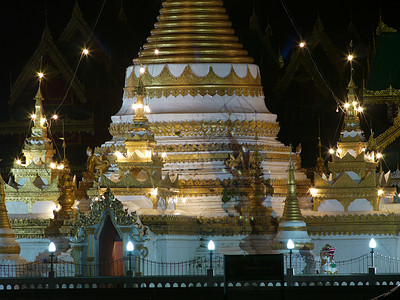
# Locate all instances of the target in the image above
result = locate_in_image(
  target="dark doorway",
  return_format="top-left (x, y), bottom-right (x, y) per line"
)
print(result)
top-left (98, 214), bottom-right (123, 276)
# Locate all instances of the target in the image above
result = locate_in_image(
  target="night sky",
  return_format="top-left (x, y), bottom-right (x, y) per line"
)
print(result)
top-left (1, 0), bottom-right (400, 174)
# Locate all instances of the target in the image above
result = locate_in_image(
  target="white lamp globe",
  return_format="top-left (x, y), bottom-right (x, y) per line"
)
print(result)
top-left (208, 240), bottom-right (215, 251)
top-left (49, 242), bottom-right (56, 253)
top-left (126, 241), bottom-right (134, 252)
top-left (369, 238), bottom-right (377, 249)
top-left (287, 239), bottom-right (295, 250)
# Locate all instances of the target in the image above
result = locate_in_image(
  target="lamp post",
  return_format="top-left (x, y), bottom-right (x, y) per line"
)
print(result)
top-left (48, 242), bottom-right (56, 278)
top-left (287, 239), bottom-right (295, 276)
top-left (207, 240), bottom-right (215, 277)
top-left (126, 241), bottom-right (134, 277)
top-left (369, 238), bottom-right (376, 268)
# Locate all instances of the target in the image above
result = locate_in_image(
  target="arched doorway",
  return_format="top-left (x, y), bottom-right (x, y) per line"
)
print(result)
top-left (98, 214), bottom-right (123, 276)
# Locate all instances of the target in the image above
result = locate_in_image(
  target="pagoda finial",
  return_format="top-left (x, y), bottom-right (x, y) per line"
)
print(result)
top-left (281, 151), bottom-right (304, 222)
top-left (347, 41), bottom-right (357, 103)
top-left (315, 118), bottom-right (326, 175)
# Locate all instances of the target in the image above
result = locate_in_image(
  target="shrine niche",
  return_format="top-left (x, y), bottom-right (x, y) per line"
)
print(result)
top-left (71, 188), bottom-right (148, 276)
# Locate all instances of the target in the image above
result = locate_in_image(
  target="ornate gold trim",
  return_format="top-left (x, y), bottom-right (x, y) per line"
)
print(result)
top-left (10, 218), bottom-right (51, 239)
top-left (305, 214), bottom-right (400, 236)
top-left (125, 64), bottom-right (262, 99)
top-left (110, 120), bottom-right (279, 139)
top-left (139, 215), bottom-right (265, 236)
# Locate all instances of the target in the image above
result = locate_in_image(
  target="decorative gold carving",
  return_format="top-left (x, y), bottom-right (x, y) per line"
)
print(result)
top-left (125, 64), bottom-right (262, 98)
top-left (10, 218), bottom-right (51, 239)
top-left (110, 120), bottom-right (279, 139)
top-left (367, 114), bottom-right (400, 152)
top-left (139, 214), bottom-right (275, 236)
top-left (306, 214), bottom-right (400, 236)
top-left (363, 85), bottom-right (400, 105)
top-left (57, 159), bottom-right (76, 213)
top-left (74, 188), bottom-right (139, 228)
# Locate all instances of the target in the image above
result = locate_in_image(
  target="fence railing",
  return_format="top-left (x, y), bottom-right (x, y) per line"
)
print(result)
top-left (138, 255), bottom-right (224, 276)
top-left (0, 252), bottom-right (399, 278)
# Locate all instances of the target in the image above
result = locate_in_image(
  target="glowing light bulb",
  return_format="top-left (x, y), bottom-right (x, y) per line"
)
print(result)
top-left (357, 107), bottom-right (363, 112)
top-left (31, 114), bottom-right (37, 120)
top-left (344, 103), bottom-right (350, 109)
top-left (361, 148), bottom-right (365, 152)
top-left (82, 48), bottom-right (89, 55)
top-left (52, 114), bottom-right (58, 120)
top-left (38, 72), bottom-right (44, 79)
top-left (352, 101), bottom-right (357, 106)
top-left (114, 151), bottom-right (124, 159)
top-left (378, 189), bottom-right (384, 196)
top-left (154, 49), bottom-right (159, 55)
top-left (369, 238), bottom-right (377, 249)
top-left (151, 188), bottom-right (158, 197)
top-left (337, 148), bottom-right (342, 154)
top-left (348, 54), bottom-right (353, 61)
top-left (126, 241), bottom-right (134, 252)
top-left (16, 159), bottom-right (22, 165)
top-left (287, 239), bottom-right (295, 250)
top-left (57, 164), bottom-right (64, 170)
top-left (40, 118), bottom-right (46, 125)
top-left (208, 240), bottom-right (216, 251)
top-left (329, 149), bottom-right (334, 154)
top-left (50, 162), bottom-right (56, 169)
top-left (299, 42), bottom-right (305, 48)
top-left (139, 66), bottom-right (145, 74)
top-left (309, 188), bottom-right (318, 196)
top-left (376, 153), bottom-right (382, 159)
top-left (48, 242), bottom-right (56, 253)
top-left (132, 103), bottom-right (143, 110)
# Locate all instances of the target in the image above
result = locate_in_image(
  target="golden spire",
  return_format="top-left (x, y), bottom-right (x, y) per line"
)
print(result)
top-left (21, 78), bottom-right (55, 166)
top-left (32, 80), bottom-right (46, 135)
top-left (134, 0), bottom-right (253, 64)
top-left (281, 154), bottom-right (304, 222)
top-left (0, 174), bottom-right (21, 256)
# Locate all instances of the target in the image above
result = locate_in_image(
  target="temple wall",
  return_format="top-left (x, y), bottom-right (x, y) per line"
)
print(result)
top-left (17, 238), bottom-right (51, 262)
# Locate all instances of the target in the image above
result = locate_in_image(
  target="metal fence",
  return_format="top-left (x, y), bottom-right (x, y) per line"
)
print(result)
top-left (138, 255), bottom-right (224, 276)
top-left (0, 252), bottom-right (399, 278)
top-left (284, 253), bottom-right (370, 275)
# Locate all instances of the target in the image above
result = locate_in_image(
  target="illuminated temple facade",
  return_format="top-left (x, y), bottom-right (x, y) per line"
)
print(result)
top-left (4, 0), bottom-right (400, 270)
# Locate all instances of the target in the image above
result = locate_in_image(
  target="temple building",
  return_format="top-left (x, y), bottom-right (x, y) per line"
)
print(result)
top-left (89, 0), bottom-right (311, 262)
top-left (5, 0), bottom-right (400, 272)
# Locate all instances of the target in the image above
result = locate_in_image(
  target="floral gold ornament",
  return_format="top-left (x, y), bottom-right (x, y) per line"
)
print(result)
top-left (125, 64), bottom-right (263, 99)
